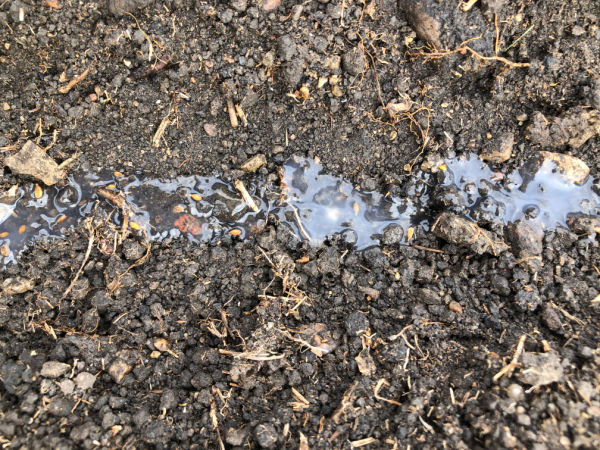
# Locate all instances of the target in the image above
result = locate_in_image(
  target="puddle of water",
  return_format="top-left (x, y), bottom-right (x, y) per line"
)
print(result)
top-left (444, 154), bottom-right (600, 226)
top-left (1, 154), bottom-right (599, 265)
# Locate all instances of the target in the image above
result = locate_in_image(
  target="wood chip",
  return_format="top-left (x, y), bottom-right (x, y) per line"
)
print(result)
top-left (226, 98), bottom-right (238, 128)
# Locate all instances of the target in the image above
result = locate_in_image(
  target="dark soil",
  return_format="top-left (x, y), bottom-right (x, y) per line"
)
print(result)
top-left (1, 0), bottom-right (600, 448)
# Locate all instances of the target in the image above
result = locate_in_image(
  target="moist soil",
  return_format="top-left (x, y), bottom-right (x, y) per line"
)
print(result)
top-left (1, 1), bottom-right (600, 448)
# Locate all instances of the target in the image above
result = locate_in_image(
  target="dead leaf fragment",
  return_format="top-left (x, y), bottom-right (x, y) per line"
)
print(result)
top-left (355, 348), bottom-right (376, 376)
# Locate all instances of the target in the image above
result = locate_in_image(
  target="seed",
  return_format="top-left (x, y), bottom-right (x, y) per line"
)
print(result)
top-left (439, 163), bottom-right (448, 171)
top-left (229, 229), bottom-right (242, 236)
top-left (130, 222), bottom-right (141, 231)
top-left (18, 225), bottom-right (26, 234)
top-left (113, 171), bottom-right (124, 177)
top-left (190, 193), bottom-right (202, 201)
top-left (0, 231), bottom-right (8, 238)
top-left (406, 227), bottom-right (414, 241)
top-left (34, 184), bottom-right (43, 198)
top-left (172, 205), bottom-right (185, 213)
top-left (353, 202), bottom-right (359, 216)
top-left (56, 215), bottom-right (67, 224)
top-left (106, 184), bottom-right (116, 190)
top-left (1, 243), bottom-right (9, 257)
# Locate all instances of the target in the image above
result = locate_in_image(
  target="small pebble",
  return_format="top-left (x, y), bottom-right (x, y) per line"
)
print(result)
top-left (506, 383), bottom-right (524, 401)
top-left (41, 361), bottom-right (71, 379)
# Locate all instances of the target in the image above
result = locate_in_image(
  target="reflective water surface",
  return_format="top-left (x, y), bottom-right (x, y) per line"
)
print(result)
top-left (1, 154), bottom-right (599, 265)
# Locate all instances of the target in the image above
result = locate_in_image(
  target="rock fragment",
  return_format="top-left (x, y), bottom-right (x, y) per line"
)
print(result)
top-left (278, 35), bottom-right (296, 62)
top-left (226, 427), bottom-right (248, 446)
top-left (520, 151), bottom-right (590, 186)
top-left (381, 224), bottom-right (404, 245)
top-left (2, 277), bottom-right (35, 295)
top-left (537, 151), bottom-right (590, 185)
top-left (432, 212), bottom-right (509, 256)
top-left (240, 154), bottom-right (266, 173)
top-left (108, 351), bottom-right (137, 384)
top-left (230, 0), bottom-right (247, 12)
top-left (342, 48), bottom-right (366, 76)
top-left (527, 108), bottom-right (600, 149)
top-left (567, 214), bottom-right (600, 235)
top-left (59, 379), bottom-right (75, 396)
top-left (506, 220), bottom-right (543, 273)
top-left (74, 372), bottom-right (96, 390)
top-left (108, 360), bottom-right (132, 384)
top-left (283, 58), bottom-right (304, 86)
top-left (517, 352), bottom-right (564, 387)
top-left (414, 287), bottom-right (442, 305)
top-left (255, 423), bottom-right (278, 448)
top-left (48, 397), bottom-right (75, 417)
top-left (480, 132), bottom-right (514, 164)
top-left (541, 305), bottom-right (562, 331)
top-left (345, 311), bottom-right (369, 336)
top-left (41, 361), bottom-right (71, 379)
top-left (262, 0), bottom-right (280, 12)
top-left (5, 140), bottom-right (65, 186)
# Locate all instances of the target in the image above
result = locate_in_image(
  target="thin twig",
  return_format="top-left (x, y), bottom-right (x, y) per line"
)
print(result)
top-left (58, 67), bottom-right (91, 94)
top-left (288, 203), bottom-right (312, 242)
top-left (493, 334), bottom-right (527, 382)
top-left (234, 179), bottom-right (259, 212)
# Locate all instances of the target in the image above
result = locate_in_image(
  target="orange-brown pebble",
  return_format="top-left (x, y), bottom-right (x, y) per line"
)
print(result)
top-left (18, 225), bottom-right (26, 234)
top-left (34, 184), bottom-right (43, 199)
top-left (229, 229), bottom-right (242, 236)
top-left (448, 300), bottom-right (463, 314)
